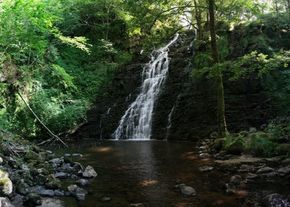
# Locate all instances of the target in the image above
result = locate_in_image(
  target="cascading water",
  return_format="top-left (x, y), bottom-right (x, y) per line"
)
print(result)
top-left (113, 34), bottom-right (179, 140)
top-left (166, 106), bottom-right (175, 139)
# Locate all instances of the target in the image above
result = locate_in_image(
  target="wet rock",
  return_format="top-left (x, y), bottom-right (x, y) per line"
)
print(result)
top-left (199, 153), bottom-right (210, 159)
top-left (67, 185), bottom-right (87, 201)
top-left (260, 172), bottom-right (278, 178)
top-left (82, 165), bottom-right (97, 178)
top-left (59, 163), bottom-right (73, 172)
top-left (16, 180), bottom-right (30, 195)
top-left (230, 175), bottom-right (242, 186)
top-left (70, 174), bottom-right (78, 180)
top-left (257, 167), bottom-right (274, 174)
top-left (72, 162), bottom-right (83, 171)
top-left (130, 203), bottom-right (144, 207)
top-left (31, 186), bottom-right (54, 197)
top-left (72, 153), bottom-right (83, 158)
top-left (226, 175), bottom-right (243, 194)
top-left (198, 166), bottom-right (214, 172)
top-left (177, 184), bottom-right (196, 196)
top-left (0, 197), bottom-right (14, 207)
top-left (48, 158), bottom-right (63, 168)
top-left (265, 157), bottom-right (283, 162)
top-left (277, 166), bottom-right (290, 176)
top-left (54, 190), bottom-right (65, 197)
top-left (39, 189), bottom-right (55, 197)
top-left (11, 194), bottom-right (24, 207)
top-left (238, 164), bottom-right (255, 173)
top-left (282, 158), bottom-right (290, 164)
top-left (101, 196), bottom-right (111, 202)
top-left (45, 176), bottom-right (61, 189)
top-left (36, 168), bottom-right (49, 175)
top-left (37, 198), bottom-right (64, 207)
top-left (23, 193), bottom-right (42, 207)
top-left (263, 193), bottom-right (290, 207)
top-left (54, 172), bottom-right (68, 179)
top-left (246, 173), bottom-right (258, 180)
top-left (76, 179), bottom-right (89, 186)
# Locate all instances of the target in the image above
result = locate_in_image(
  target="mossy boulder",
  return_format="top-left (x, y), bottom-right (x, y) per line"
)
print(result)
top-left (0, 170), bottom-right (13, 195)
top-left (224, 137), bottom-right (245, 155)
top-left (226, 140), bottom-right (245, 155)
top-left (210, 138), bottom-right (225, 152)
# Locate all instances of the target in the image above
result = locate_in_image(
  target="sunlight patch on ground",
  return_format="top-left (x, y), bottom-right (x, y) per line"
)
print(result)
top-left (139, 179), bottom-right (159, 187)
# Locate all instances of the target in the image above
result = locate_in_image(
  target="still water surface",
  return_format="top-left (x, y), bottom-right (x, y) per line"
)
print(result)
top-left (57, 141), bottom-right (246, 207)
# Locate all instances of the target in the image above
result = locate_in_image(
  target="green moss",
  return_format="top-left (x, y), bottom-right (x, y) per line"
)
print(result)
top-left (0, 170), bottom-right (13, 195)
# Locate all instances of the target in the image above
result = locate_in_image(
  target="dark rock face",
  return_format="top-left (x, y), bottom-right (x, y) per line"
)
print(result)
top-left (73, 31), bottom-right (274, 141)
top-left (73, 61), bottom-right (144, 139)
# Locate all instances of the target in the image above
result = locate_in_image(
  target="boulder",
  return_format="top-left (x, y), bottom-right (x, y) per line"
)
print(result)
top-left (263, 193), bottom-right (290, 207)
top-left (37, 198), bottom-right (64, 207)
top-left (230, 175), bottom-right (242, 186)
top-left (23, 193), bottom-right (42, 207)
top-left (67, 185), bottom-right (87, 201)
top-left (0, 170), bottom-right (13, 195)
top-left (82, 165), bottom-right (97, 178)
top-left (54, 172), bottom-right (68, 179)
top-left (48, 158), bottom-right (63, 168)
top-left (257, 167), bottom-right (274, 174)
top-left (0, 197), bottom-right (14, 207)
top-left (226, 140), bottom-right (244, 155)
top-left (76, 179), bottom-right (89, 186)
top-left (198, 166), bottom-right (214, 172)
top-left (177, 184), bottom-right (196, 196)
top-left (277, 166), bottom-right (290, 176)
top-left (31, 186), bottom-right (55, 197)
top-left (101, 196), bottom-right (111, 202)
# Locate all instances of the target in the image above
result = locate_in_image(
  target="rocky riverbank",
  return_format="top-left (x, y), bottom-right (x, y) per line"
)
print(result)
top-left (196, 138), bottom-right (290, 207)
top-left (0, 131), bottom-right (97, 207)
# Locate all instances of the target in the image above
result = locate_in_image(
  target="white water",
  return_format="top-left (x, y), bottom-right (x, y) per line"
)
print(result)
top-left (113, 34), bottom-right (179, 140)
top-left (166, 106), bottom-right (175, 139)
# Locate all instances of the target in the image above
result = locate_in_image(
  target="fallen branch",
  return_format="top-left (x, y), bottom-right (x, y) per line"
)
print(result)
top-left (17, 92), bottom-right (68, 148)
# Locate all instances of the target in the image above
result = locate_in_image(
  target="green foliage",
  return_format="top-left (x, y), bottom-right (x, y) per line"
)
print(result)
top-left (223, 132), bottom-right (278, 157)
top-left (0, 0), bottom-right (132, 138)
top-left (266, 118), bottom-right (290, 142)
top-left (246, 132), bottom-right (277, 157)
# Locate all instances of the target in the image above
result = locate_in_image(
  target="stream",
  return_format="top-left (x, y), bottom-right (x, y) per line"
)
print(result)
top-left (54, 140), bottom-right (249, 207)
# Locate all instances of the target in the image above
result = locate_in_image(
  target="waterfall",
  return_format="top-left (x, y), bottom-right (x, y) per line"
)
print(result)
top-left (166, 106), bottom-right (175, 139)
top-left (113, 34), bottom-right (179, 140)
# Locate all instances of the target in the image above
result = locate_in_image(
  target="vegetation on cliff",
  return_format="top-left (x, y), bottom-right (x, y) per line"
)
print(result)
top-left (0, 0), bottom-right (290, 148)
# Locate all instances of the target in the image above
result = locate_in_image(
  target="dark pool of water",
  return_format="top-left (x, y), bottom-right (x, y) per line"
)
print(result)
top-left (55, 140), bottom-right (250, 207)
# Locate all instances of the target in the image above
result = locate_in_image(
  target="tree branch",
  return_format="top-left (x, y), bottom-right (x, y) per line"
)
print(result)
top-left (17, 92), bottom-right (68, 148)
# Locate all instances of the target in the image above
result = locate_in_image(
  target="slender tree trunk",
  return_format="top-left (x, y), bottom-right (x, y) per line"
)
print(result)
top-left (208, 0), bottom-right (227, 137)
top-left (287, 0), bottom-right (290, 17)
top-left (274, 0), bottom-right (279, 15)
top-left (193, 0), bottom-right (203, 40)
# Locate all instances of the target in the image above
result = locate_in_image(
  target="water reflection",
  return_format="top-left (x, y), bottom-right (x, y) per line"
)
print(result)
top-left (57, 141), bottom-right (249, 207)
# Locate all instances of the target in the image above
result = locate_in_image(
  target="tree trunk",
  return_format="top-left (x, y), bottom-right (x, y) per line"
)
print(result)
top-left (193, 0), bottom-right (203, 40)
top-left (287, 0), bottom-right (290, 17)
top-left (208, 0), bottom-right (227, 137)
